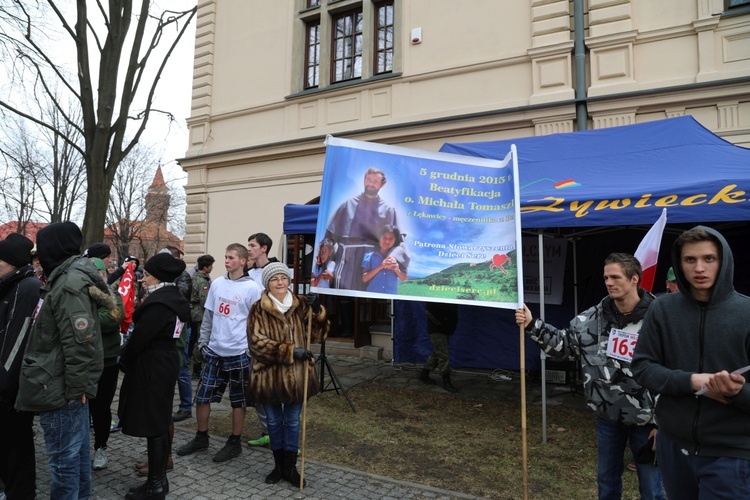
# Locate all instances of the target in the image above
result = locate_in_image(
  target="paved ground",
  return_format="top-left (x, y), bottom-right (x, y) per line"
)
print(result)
top-left (30, 354), bottom-right (583, 499)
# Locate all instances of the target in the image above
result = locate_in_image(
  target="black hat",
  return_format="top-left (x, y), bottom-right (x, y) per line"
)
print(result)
top-left (35, 222), bottom-right (82, 274)
top-left (123, 255), bottom-right (140, 270)
top-left (144, 253), bottom-right (186, 283)
top-left (0, 233), bottom-right (34, 268)
top-left (83, 242), bottom-right (111, 259)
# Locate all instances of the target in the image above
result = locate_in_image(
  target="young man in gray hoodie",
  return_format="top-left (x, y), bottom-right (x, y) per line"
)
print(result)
top-left (633, 226), bottom-right (750, 498)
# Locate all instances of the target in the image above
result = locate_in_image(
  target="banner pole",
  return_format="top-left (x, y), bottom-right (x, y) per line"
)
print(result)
top-left (299, 308), bottom-right (313, 491)
top-left (510, 145), bottom-right (528, 500)
top-left (520, 323), bottom-right (528, 500)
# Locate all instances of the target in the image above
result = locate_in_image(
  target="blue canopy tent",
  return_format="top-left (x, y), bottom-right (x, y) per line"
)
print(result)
top-left (283, 117), bottom-right (750, 371)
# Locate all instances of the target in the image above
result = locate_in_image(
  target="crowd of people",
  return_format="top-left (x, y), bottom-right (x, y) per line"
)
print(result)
top-left (1, 220), bottom-right (748, 499)
top-left (0, 225), bottom-right (328, 499)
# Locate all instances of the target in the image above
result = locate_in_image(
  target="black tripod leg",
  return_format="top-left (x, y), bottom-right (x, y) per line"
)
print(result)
top-left (315, 341), bottom-right (356, 412)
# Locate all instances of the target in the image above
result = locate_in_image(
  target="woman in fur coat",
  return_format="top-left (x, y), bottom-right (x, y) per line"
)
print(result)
top-left (118, 253), bottom-right (190, 500)
top-left (247, 262), bottom-right (328, 487)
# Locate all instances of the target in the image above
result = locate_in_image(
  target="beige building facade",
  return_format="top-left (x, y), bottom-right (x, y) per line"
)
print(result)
top-left (180, 0), bottom-right (750, 266)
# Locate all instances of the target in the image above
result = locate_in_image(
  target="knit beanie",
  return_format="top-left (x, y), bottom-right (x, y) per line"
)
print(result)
top-left (36, 221), bottom-right (82, 274)
top-left (83, 242), bottom-right (112, 259)
top-left (144, 253), bottom-right (186, 283)
top-left (0, 233), bottom-right (34, 268)
top-left (261, 262), bottom-right (292, 289)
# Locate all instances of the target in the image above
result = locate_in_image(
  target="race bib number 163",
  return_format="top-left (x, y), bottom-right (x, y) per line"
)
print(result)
top-left (606, 328), bottom-right (638, 363)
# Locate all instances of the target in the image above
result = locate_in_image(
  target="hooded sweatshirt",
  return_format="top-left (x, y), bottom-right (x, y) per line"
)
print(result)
top-left (632, 226), bottom-right (750, 460)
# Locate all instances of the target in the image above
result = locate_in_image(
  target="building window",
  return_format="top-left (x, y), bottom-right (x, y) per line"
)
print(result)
top-left (295, 0), bottom-right (400, 93)
top-left (331, 9), bottom-right (363, 83)
top-left (305, 21), bottom-right (321, 88)
top-left (374, 1), bottom-right (394, 74)
top-left (727, 0), bottom-right (750, 7)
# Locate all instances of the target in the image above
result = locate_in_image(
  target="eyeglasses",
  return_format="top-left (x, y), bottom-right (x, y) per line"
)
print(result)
top-left (268, 276), bottom-right (289, 284)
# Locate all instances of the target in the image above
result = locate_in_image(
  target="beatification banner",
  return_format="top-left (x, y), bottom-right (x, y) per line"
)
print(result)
top-left (312, 136), bottom-right (524, 309)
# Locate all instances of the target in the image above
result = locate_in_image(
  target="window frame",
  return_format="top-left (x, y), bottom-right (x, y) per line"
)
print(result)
top-left (373, 0), bottom-right (394, 75)
top-left (304, 19), bottom-right (321, 89)
top-left (331, 7), bottom-right (364, 84)
top-left (295, 0), bottom-right (400, 95)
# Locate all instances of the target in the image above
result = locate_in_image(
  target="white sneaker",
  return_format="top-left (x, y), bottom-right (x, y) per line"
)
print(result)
top-left (93, 447), bottom-right (108, 470)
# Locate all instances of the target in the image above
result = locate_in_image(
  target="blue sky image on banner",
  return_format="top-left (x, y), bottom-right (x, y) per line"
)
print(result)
top-left (312, 136), bottom-right (523, 309)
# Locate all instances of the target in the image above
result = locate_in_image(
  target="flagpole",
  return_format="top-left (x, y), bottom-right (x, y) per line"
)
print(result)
top-left (511, 145), bottom-right (528, 500)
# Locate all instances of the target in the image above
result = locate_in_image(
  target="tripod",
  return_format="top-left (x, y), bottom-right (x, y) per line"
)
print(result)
top-left (316, 341), bottom-right (356, 412)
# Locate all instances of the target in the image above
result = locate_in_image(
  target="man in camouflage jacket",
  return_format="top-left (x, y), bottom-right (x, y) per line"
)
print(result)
top-left (516, 253), bottom-right (665, 500)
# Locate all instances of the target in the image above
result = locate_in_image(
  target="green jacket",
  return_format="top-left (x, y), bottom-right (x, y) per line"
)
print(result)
top-left (190, 271), bottom-right (211, 323)
top-left (92, 287), bottom-right (124, 367)
top-left (16, 256), bottom-right (104, 412)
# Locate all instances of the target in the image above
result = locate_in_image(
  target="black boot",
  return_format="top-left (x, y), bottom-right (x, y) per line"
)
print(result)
top-left (126, 434), bottom-right (169, 499)
top-left (265, 449), bottom-right (285, 484)
top-left (418, 368), bottom-right (436, 385)
top-left (283, 449), bottom-right (306, 488)
top-left (442, 373), bottom-right (458, 393)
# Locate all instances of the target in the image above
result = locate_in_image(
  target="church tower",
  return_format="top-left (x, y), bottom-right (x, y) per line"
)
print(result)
top-left (145, 166), bottom-right (170, 230)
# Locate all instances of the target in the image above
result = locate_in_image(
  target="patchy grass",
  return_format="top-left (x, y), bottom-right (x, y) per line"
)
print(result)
top-left (201, 384), bottom-right (642, 499)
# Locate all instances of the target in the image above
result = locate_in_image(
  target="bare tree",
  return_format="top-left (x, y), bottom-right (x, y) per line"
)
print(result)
top-left (0, 119), bottom-right (39, 235)
top-left (0, 1), bottom-right (196, 245)
top-left (106, 143), bottom-right (183, 262)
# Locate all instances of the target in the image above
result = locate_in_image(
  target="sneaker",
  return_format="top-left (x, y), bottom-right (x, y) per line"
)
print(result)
top-left (93, 448), bottom-right (108, 470)
top-left (110, 420), bottom-right (121, 433)
top-left (213, 437), bottom-right (242, 463)
top-left (176, 433), bottom-right (209, 456)
top-left (247, 434), bottom-right (270, 447)
top-left (172, 410), bottom-right (192, 422)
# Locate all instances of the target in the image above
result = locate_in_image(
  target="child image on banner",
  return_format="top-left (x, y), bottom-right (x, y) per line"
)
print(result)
top-left (311, 238), bottom-right (336, 288)
top-left (362, 225), bottom-right (409, 294)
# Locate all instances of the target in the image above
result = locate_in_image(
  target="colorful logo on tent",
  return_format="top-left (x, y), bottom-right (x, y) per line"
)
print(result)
top-left (553, 179), bottom-right (581, 189)
top-left (520, 177), bottom-right (582, 194)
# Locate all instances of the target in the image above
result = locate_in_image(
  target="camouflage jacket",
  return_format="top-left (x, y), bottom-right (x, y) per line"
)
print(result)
top-left (190, 271), bottom-right (211, 323)
top-left (528, 290), bottom-right (656, 426)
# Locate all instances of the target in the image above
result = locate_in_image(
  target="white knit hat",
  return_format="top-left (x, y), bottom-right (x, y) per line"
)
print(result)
top-left (261, 262), bottom-right (291, 289)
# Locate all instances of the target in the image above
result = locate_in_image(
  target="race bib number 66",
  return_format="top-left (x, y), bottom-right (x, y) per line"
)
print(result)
top-left (606, 328), bottom-right (639, 363)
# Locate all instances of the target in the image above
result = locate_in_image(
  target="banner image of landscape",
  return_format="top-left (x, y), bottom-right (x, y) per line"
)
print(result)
top-left (312, 136), bottom-right (523, 309)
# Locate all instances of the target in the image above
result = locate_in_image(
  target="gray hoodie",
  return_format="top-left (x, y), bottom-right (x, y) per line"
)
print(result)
top-left (633, 226), bottom-right (750, 460)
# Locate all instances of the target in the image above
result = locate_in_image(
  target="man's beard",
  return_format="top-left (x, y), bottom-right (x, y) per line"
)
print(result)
top-left (364, 187), bottom-right (379, 196)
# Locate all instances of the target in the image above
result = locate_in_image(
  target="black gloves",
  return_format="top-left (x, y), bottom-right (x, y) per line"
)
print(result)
top-left (293, 347), bottom-right (315, 361)
top-left (305, 293), bottom-right (321, 314)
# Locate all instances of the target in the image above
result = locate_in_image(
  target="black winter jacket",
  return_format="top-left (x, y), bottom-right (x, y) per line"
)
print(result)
top-left (118, 284), bottom-right (190, 437)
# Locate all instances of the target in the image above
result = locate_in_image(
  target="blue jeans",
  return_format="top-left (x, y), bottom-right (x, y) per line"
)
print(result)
top-left (264, 403), bottom-right (302, 452)
top-left (657, 430), bottom-right (750, 499)
top-left (596, 418), bottom-right (665, 500)
top-left (39, 400), bottom-right (91, 500)
top-left (177, 326), bottom-right (193, 412)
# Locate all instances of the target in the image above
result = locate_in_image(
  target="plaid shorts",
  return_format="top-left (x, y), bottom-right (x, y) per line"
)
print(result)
top-left (194, 349), bottom-right (250, 408)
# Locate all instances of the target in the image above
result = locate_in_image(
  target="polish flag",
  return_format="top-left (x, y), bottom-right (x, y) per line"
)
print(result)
top-left (118, 263), bottom-right (136, 333)
top-left (634, 208), bottom-right (667, 293)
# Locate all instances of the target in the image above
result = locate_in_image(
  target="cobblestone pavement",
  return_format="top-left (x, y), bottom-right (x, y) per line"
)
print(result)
top-left (31, 354), bottom-right (582, 499)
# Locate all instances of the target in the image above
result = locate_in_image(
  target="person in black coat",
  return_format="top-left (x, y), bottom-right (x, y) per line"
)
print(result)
top-left (118, 253), bottom-right (190, 500)
top-left (0, 233), bottom-right (41, 500)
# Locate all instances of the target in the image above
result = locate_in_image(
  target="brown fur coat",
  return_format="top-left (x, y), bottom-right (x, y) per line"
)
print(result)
top-left (247, 292), bottom-right (329, 405)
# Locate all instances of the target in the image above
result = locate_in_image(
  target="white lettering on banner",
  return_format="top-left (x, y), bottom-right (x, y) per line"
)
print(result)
top-left (173, 319), bottom-right (184, 339)
top-left (606, 328), bottom-right (639, 362)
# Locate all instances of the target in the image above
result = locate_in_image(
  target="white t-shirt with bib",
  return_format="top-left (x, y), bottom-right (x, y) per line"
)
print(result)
top-left (204, 275), bottom-right (262, 356)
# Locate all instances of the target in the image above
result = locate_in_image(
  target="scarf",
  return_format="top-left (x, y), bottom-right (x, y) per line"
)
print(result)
top-left (269, 290), bottom-right (293, 314)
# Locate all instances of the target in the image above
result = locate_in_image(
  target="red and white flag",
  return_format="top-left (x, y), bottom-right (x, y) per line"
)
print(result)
top-left (118, 263), bottom-right (136, 333)
top-left (635, 208), bottom-right (667, 293)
